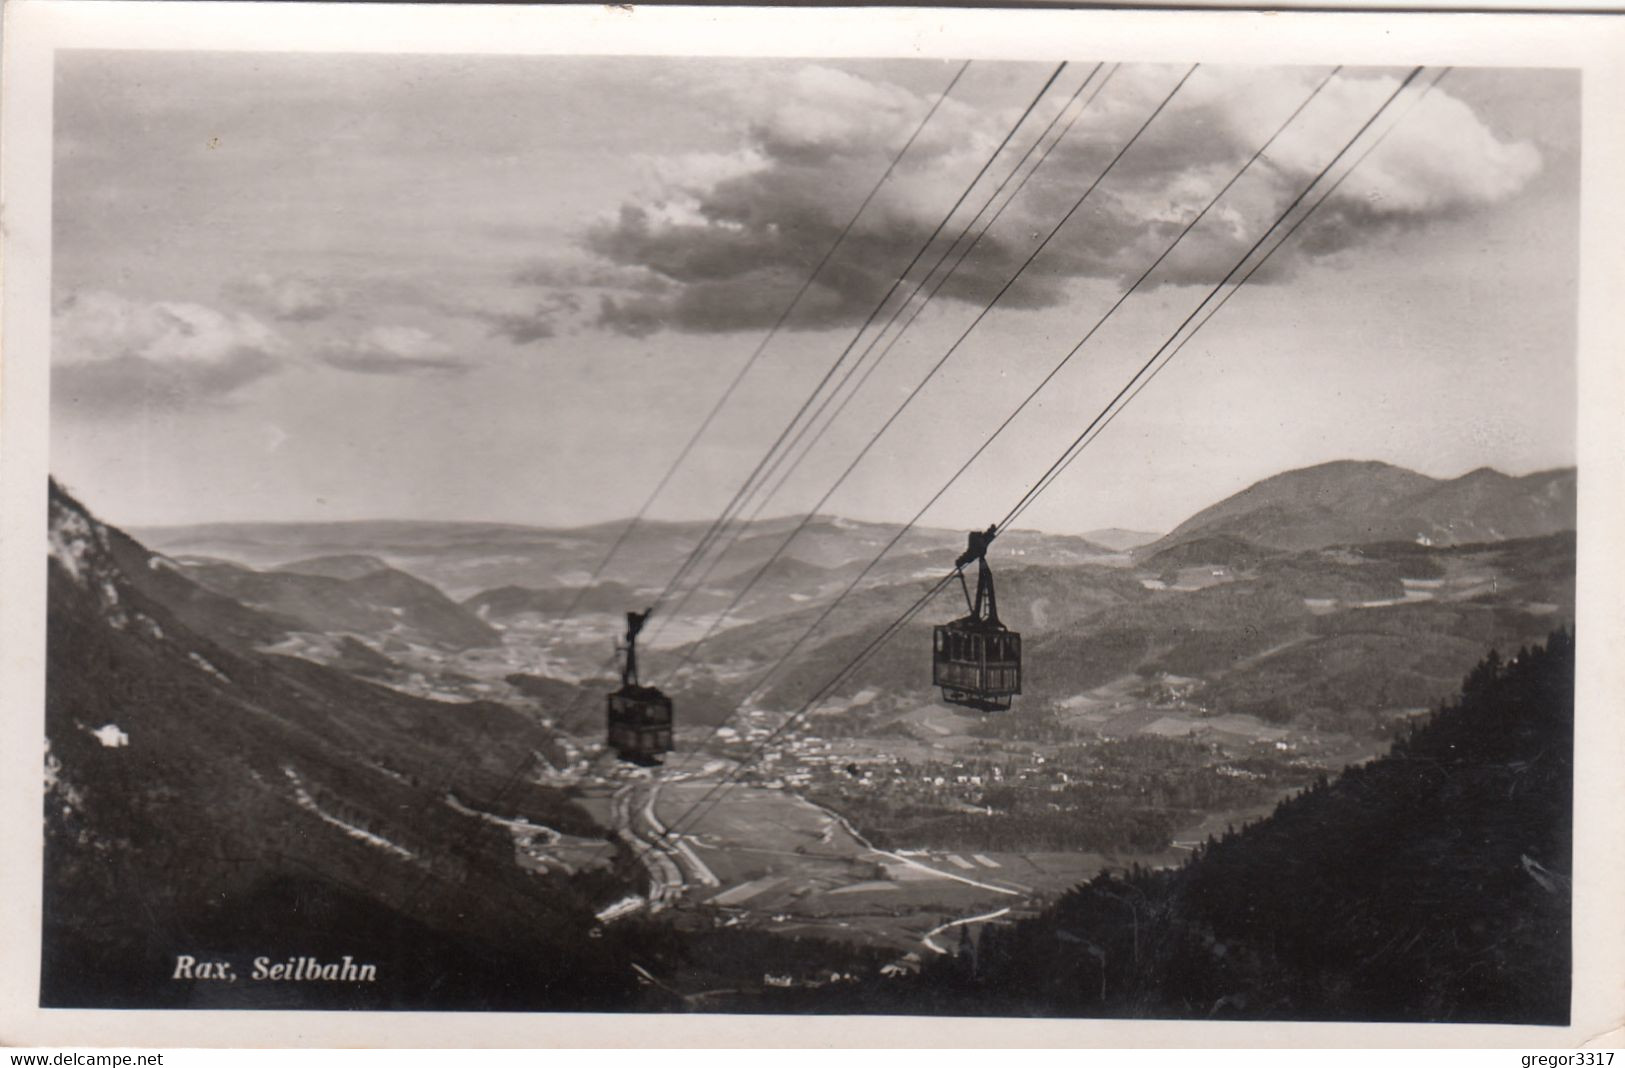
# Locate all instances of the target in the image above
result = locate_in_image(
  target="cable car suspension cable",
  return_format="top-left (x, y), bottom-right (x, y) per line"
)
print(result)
top-left (638, 61), bottom-right (1075, 632)
top-left (552, 59), bottom-right (973, 630)
top-left (515, 60), bottom-right (978, 775)
top-left (646, 63), bottom-right (1433, 857)
top-left (1005, 67), bottom-right (1452, 532)
top-left (680, 63), bottom-right (1343, 710)
top-left (719, 63), bottom-right (1108, 526)
top-left (646, 65), bottom-right (1114, 644)
top-left (650, 65), bottom-right (1192, 689)
top-left (488, 61), bottom-right (1061, 816)
top-left (997, 65), bottom-right (1427, 534)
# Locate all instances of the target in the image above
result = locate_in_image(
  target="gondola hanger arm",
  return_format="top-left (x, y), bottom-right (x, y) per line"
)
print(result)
top-left (954, 523), bottom-right (998, 570)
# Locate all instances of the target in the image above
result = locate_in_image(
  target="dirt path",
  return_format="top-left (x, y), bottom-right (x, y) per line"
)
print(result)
top-left (611, 783), bottom-right (684, 909)
top-left (922, 906), bottom-right (1012, 955)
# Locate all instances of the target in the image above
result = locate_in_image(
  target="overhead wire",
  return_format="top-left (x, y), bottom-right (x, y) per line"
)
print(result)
top-left (724, 64), bottom-right (1345, 708)
top-left (754, 65), bottom-right (1111, 510)
top-left (551, 59), bottom-right (973, 632)
top-left (1005, 67), bottom-right (1454, 532)
top-left (637, 61), bottom-right (1075, 634)
top-left (649, 63), bottom-right (1432, 856)
top-left (995, 65), bottom-right (1428, 534)
top-left (629, 63), bottom-right (1213, 841)
top-left (508, 56), bottom-right (1056, 880)
top-left (650, 64), bottom-right (1189, 694)
top-left (645, 64), bottom-right (1113, 651)
top-left (651, 61), bottom-right (1192, 772)
top-left (496, 59), bottom-right (983, 790)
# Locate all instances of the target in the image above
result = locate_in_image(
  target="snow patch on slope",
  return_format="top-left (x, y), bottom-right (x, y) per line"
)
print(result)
top-left (89, 724), bottom-right (129, 748)
top-left (48, 503), bottom-right (100, 582)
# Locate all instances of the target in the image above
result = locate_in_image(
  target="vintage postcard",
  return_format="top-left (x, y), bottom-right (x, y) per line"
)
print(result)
top-left (2, 1), bottom-right (1621, 1049)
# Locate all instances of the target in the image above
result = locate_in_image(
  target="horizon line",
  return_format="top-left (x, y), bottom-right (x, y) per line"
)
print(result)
top-left (65, 456), bottom-right (1577, 536)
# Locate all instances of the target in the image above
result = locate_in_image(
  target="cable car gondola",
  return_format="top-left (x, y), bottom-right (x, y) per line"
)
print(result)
top-left (932, 525), bottom-right (1021, 712)
top-left (606, 609), bottom-right (673, 765)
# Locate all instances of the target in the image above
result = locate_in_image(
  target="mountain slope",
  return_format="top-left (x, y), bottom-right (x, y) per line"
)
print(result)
top-left (919, 632), bottom-right (1574, 1022)
top-left (465, 580), bottom-right (643, 621)
top-left (1151, 461), bottom-right (1576, 554)
top-left (709, 527), bottom-right (1570, 742)
top-left (1084, 528), bottom-right (1163, 552)
top-left (273, 554), bottom-right (392, 580)
top-left (42, 480), bottom-right (635, 1009)
top-left (181, 558), bottom-right (500, 649)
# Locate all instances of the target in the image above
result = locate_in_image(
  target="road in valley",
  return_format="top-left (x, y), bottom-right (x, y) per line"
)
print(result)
top-left (922, 906), bottom-right (1012, 955)
top-left (610, 782), bottom-right (683, 908)
top-left (609, 779), bottom-right (720, 911)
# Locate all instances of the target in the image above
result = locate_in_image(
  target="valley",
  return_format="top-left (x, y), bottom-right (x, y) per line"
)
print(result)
top-left (48, 459), bottom-right (1577, 1011)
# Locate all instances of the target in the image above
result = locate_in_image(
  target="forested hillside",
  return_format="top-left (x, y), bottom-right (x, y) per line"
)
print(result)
top-left (872, 631), bottom-right (1574, 1022)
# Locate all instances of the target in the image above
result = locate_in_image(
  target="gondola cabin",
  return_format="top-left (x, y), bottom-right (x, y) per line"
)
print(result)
top-left (606, 609), bottom-right (673, 765)
top-left (606, 685), bottom-right (673, 766)
top-left (933, 526), bottom-right (1021, 712)
top-left (933, 625), bottom-right (1022, 711)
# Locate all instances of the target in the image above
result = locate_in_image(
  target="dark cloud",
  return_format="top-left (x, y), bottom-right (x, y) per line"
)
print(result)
top-left (593, 266), bottom-right (857, 336)
top-left (582, 178), bottom-right (1041, 335)
top-left (515, 66), bottom-right (1544, 339)
top-left (486, 258), bottom-right (666, 344)
top-left (479, 289), bottom-right (587, 345)
top-left (487, 310), bottom-right (559, 345)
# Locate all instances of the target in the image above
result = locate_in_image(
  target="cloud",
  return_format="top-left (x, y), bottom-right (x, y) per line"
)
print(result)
top-left (481, 254), bottom-right (670, 343)
top-left (487, 308), bottom-right (560, 345)
top-left (225, 272), bottom-right (342, 322)
top-left (52, 290), bottom-right (284, 412)
top-left (1328, 81), bottom-right (1544, 212)
top-left (316, 325), bottom-right (468, 375)
top-left (523, 65), bottom-right (1546, 337)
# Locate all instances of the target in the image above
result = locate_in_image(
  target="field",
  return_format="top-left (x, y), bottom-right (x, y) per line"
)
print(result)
top-left (615, 702), bottom-right (1298, 958)
top-left (648, 780), bottom-right (1112, 953)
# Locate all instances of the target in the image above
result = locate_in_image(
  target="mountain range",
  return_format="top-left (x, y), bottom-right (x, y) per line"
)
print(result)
top-left (125, 461), bottom-right (1577, 738)
top-left (134, 513), bottom-right (1119, 602)
top-left (1147, 461), bottom-right (1575, 555)
top-left (133, 460), bottom-right (1574, 606)
top-left (44, 458), bottom-right (1578, 1012)
top-left (43, 481), bottom-right (633, 1009)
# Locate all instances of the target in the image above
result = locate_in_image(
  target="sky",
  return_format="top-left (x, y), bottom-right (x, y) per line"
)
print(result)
top-left (49, 53), bottom-right (1579, 535)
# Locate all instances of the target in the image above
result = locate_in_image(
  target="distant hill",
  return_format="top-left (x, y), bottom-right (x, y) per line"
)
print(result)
top-left (723, 531), bottom-right (1572, 739)
top-left (135, 513), bottom-right (1116, 602)
top-left (42, 479), bottom-right (633, 1010)
top-left (273, 553), bottom-right (391, 580)
top-left (465, 580), bottom-right (642, 621)
top-left (908, 631), bottom-right (1574, 1023)
top-left (713, 554), bottom-right (836, 592)
top-left (181, 558), bottom-right (500, 649)
top-left (1083, 528), bottom-right (1162, 552)
top-left (132, 518), bottom-right (610, 600)
top-left (1141, 533), bottom-right (1273, 573)
top-left (127, 458), bottom-right (1576, 739)
top-left (1147, 461), bottom-right (1576, 556)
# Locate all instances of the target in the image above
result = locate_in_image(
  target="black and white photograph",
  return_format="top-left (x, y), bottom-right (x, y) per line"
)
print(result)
top-left (3, 2), bottom-right (1622, 1047)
